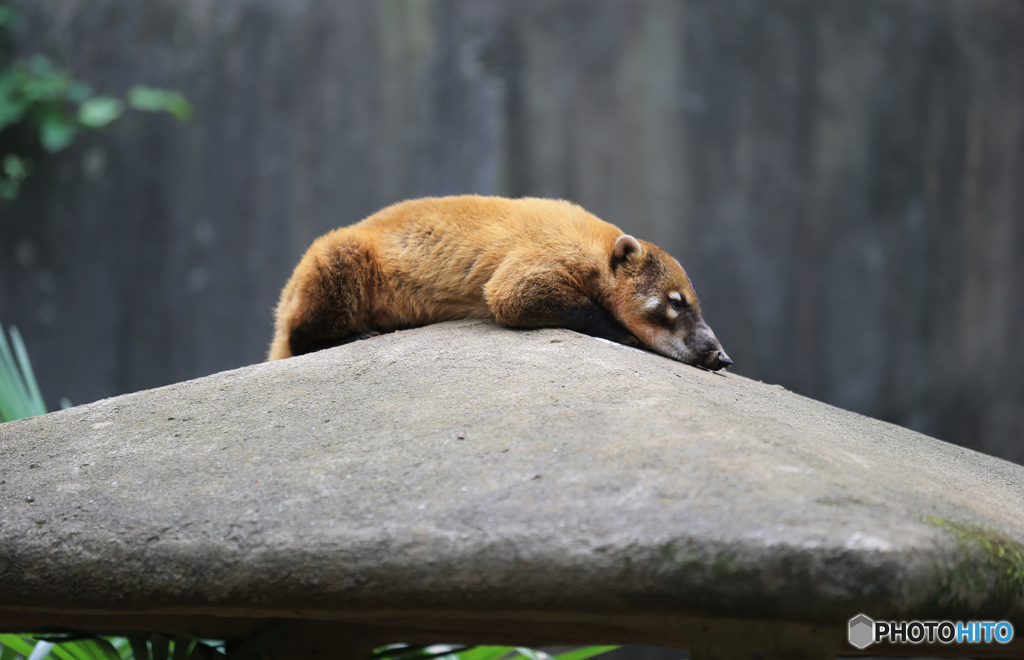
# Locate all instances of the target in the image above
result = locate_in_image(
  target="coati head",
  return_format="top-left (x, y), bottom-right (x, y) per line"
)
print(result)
top-left (608, 235), bottom-right (733, 371)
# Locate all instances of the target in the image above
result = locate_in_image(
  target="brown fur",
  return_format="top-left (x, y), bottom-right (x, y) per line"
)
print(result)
top-left (269, 196), bottom-right (731, 369)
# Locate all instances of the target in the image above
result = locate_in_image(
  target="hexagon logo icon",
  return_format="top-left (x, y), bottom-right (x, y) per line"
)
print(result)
top-left (849, 614), bottom-right (874, 649)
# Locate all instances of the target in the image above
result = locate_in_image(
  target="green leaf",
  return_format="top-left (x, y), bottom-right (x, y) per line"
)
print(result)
top-left (67, 81), bottom-right (93, 104)
top-left (371, 646), bottom-right (475, 660)
top-left (0, 180), bottom-right (18, 200)
top-left (1, 154), bottom-right (30, 199)
top-left (26, 642), bottom-right (54, 660)
top-left (108, 638), bottom-right (133, 659)
top-left (370, 645), bottom-right (432, 660)
top-left (0, 71), bottom-right (31, 131)
top-left (514, 649), bottom-right (549, 660)
top-left (10, 326), bottom-right (47, 416)
top-left (1, 641), bottom-right (20, 660)
top-left (39, 112), bottom-right (78, 152)
top-left (127, 85), bottom-right (193, 122)
top-left (0, 6), bottom-right (24, 30)
top-left (552, 648), bottom-right (618, 660)
top-left (451, 648), bottom-right (514, 660)
top-left (3, 154), bottom-right (28, 180)
top-left (171, 638), bottom-right (196, 660)
top-left (70, 639), bottom-right (122, 660)
top-left (0, 635), bottom-right (37, 658)
top-left (0, 323), bottom-right (33, 421)
top-left (40, 640), bottom-right (89, 660)
top-left (78, 96), bottom-right (124, 127)
top-left (37, 640), bottom-right (89, 660)
top-left (0, 323), bottom-right (48, 421)
top-left (20, 56), bottom-right (71, 102)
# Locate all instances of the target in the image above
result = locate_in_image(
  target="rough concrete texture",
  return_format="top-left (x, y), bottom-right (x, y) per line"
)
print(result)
top-left (1, 321), bottom-right (1023, 657)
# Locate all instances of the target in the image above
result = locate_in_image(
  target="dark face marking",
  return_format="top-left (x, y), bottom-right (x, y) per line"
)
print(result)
top-left (635, 255), bottom-right (668, 291)
top-left (644, 300), bottom-right (700, 331)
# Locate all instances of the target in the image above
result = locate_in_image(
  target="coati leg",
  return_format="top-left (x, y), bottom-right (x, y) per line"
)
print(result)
top-left (484, 262), bottom-right (639, 346)
top-left (268, 236), bottom-right (375, 359)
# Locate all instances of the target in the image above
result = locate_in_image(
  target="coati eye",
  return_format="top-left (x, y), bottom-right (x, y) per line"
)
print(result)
top-left (668, 292), bottom-right (687, 309)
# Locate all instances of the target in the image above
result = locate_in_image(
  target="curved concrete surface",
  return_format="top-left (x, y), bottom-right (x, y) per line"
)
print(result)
top-left (1, 321), bottom-right (1022, 658)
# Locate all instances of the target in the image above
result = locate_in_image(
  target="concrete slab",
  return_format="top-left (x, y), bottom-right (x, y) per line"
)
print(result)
top-left (1, 321), bottom-right (1022, 658)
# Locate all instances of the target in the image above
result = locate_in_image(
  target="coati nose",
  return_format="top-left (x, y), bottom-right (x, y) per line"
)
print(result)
top-left (702, 350), bottom-right (732, 370)
top-left (699, 349), bottom-right (732, 371)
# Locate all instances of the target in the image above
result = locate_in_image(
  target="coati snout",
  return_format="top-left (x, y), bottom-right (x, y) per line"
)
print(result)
top-left (269, 195), bottom-right (732, 371)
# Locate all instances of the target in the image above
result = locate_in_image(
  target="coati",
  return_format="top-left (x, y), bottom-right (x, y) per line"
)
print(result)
top-left (269, 195), bottom-right (732, 370)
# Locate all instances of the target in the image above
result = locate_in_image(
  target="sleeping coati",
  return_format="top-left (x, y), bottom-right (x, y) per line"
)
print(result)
top-left (269, 195), bottom-right (732, 370)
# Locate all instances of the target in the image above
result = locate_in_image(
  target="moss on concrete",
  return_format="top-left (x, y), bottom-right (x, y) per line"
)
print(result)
top-left (927, 516), bottom-right (1024, 622)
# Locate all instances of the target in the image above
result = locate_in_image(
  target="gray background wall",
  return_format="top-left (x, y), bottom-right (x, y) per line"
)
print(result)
top-left (2, 0), bottom-right (1022, 463)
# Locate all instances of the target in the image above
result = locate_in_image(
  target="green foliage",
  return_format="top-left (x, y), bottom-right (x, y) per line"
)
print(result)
top-left (0, 628), bottom-right (289, 660)
top-left (1, 637), bottom-right (617, 660)
top-left (127, 86), bottom-right (193, 122)
top-left (0, 5), bottom-right (22, 29)
top-left (0, 322), bottom-right (46, 421)
top-left (372, 646), bottom-right (619, 660)
top-left (0, 4), bottom-right (193, 200)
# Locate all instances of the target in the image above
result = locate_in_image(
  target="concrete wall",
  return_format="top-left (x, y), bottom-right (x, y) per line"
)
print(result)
top-left (2, 0), bottom-right (1022, 462)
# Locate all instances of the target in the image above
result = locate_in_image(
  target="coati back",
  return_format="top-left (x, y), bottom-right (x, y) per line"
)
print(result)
top-left (269, 195), bottom-right (732, 370)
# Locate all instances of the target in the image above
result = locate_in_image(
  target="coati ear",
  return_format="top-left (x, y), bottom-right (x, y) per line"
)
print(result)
top-left (612, 235), bottom-right (643, 269)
